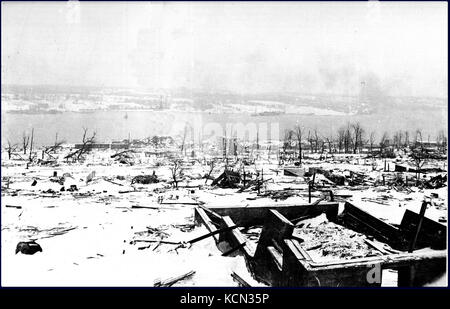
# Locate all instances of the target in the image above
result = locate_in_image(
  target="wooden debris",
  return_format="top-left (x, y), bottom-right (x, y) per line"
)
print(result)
top-left (231, 271), bottom-right (252, 287)
top-left (154, 270), bottom-right (196, 287)
top-left (5, 205), bottom-right (22, 209)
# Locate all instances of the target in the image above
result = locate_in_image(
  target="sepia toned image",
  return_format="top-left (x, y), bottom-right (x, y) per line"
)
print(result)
top-left (1, 1), bottom-right (447, 287)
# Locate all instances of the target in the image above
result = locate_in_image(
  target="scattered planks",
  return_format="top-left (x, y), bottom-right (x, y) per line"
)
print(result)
top-left (103, 178), bottom-right (124, 186)
top-left (5, 205), bottom-right (22, 209)
top-left (131, 205), bottom-right (176, 210)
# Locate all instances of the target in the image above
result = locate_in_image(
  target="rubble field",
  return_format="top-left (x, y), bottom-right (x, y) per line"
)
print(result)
top-left (1, 143), bottom-right (447, 286)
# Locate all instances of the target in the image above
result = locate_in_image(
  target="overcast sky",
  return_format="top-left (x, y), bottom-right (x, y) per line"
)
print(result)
top-left (1, 1), bottom-right (448, 97)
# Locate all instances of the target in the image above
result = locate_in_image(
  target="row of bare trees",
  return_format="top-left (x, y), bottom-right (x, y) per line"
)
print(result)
top-left (5, 129), bottom-right (35, 161)
top-left (4, 128), bottom-right (93, 162)
top-left (282, 123), bottom-right (448, 160)
top-left (283, 122), bottom-right (367, 160)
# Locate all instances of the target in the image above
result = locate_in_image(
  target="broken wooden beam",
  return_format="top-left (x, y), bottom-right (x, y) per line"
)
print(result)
top-left (340, 201), bottom-right (405, 249)
top-left (194, 207), bottom-right (219, 243)
top-left (408, 201), bottom-right (428, 253)
top-left (206, 202), bottom-right (339, 226)
top-left (400, 208), bottom-right (446, 251)
top-left (154, 270), bottom-right (196, 287)
top-left (231, 272), bottom-right (252, 287)
top-left (219, 216), bottom-right (255, 257)
top-left (5, 205), bottom-right (22, 209)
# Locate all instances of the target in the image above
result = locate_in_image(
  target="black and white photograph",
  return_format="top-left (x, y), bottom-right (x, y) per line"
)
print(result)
top-left (1, 1), bottom-right (448, 288)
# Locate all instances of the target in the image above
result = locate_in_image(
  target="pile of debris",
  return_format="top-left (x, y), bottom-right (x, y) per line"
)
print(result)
top-left (257, 189), bottom-right (300, 201)
top-left (111, 150), bottom-right (135, 165)
top-left (422, 174), bottom-right (447, 189)
top-left (293, 214), bottom-right (379, 262)
top-left (131, 172), bottom-right (159, 185)
top-left (211, 169), bottom-right (241, 188)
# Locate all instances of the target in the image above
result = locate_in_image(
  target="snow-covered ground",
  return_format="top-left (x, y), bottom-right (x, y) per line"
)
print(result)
top-left (1, 149), bottom-right (447, 286)
top-left (1, 156), bottom-right (264, 287)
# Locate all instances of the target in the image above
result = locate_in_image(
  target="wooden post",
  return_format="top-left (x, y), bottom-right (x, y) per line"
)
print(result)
top-left (261, 169), bottom-right (264, 193)
top-left (382, 174), bottom-right (385, 186)
top-left (329, 190), bottom-right (334, 202)
top-left (308, 182), bottom-right (312, 203)
top-left (408, 201), bottom-right (428, 253)
top-left (29, 128), bottom-right (34, 162)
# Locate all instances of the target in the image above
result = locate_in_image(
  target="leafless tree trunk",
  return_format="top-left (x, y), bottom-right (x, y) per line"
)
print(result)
top-left (412, 150), bottom-right (426, 186)
top-left (351, 122), bottom-right (364, 154)
top-left (307, 130), bottom-right (314, 153)
top-left (294, 125), bottom-right (303, 164)
top-left (181, 124), bottom-right (188, 156)
top-left (414, 129), bottom-right (423, 150)
top-left (337, 127), bottom-right (345, 153)
top-left (65, 128), bottom-right (96, 161)
top-left (326, 136), bottom-right (333, 153)
top-left (283, 129), bottom-right (293, 162)
top-left (22, 132), bottom-right (30, 155)
top-left (393, 130), bottom-right (404, 151)
top-left (205, 159), bottom-right (216, 184)
top-left (437, 130), bottom-right (447, 153)
top-left (343, 124), bottom-right (353, 153)
top-left (369, 131), bottom-right (376, 154)
top-left (45, 133), bottom-right (65, 155)
top-left (404, 131), bottom-right (410, 148)
top-left (5, 140), bottom-right (18, 159)
top-left (171, 159), bottom-right (183, 188)
top-left (313, 129), bottom-right (320, 153)
top-left (28, 128), bottom-right (34, 162)
top-left (379, 132), bottom-right (389, 157)
top-left (320, 140), bottom-right (326, 160)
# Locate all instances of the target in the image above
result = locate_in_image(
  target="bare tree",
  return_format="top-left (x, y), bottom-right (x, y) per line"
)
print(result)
top-left (411, 149), bottom-right (426, 186)
top-left (308, 130), bottom-right (314, 153)
top-left (181, 124), bottom-right (188, 156)
top-left (5, 140), bottom-right (18, 159)
top-left (437, 130), bottom-right (447, 153)
top-left (404, 131), bottom-right (410, 148)
top-left (205, 159), bottom-right (216, 184)
top-left (65, 128), bottom-right (96, 161)
top-left (282, 129), bottom-right (293, 162)
top-left (28, 128), bottom-right (34, 162)
top-left (313, 129), bottom-right (320, 153)
top-left (319, 139), bottom-right (326, 159)
top-left (170, 159), bottom-right (183, 189)
top-left (343, 124), bottom-right (353, 153)
top-left (379, 132), bottom-right (390, 157)
top-left (256, 128), bottom-right (260, 151)
top-left (414, 129), bottom-right (423, 150)
top-left (368, 131), bottom-right (376, 154)
top-left (294, 125), bottom-right (303, 164)
top-left (393, 130), bottom-right (404, 151)
top-left (325, 135), bottom-right (333, 153)
top-left (22, 132), bottom-right (30, 155)
top-left (336, 127), bottom-right (345, 153)
top-left (45, 134), bottom-right (65, 155)
top-left (351, 122), bottom-right (364, 154)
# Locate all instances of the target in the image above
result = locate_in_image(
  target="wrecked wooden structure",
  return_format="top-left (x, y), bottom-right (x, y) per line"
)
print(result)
top-left (194, 201), bottom-right (446, 287)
